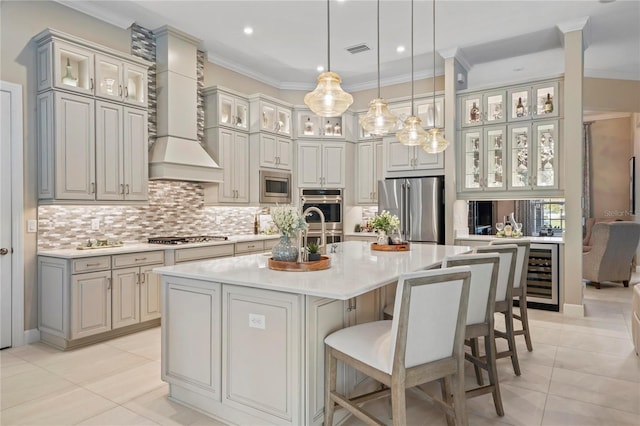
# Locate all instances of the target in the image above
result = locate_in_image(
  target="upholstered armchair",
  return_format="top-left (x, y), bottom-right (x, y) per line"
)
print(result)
top-left (583, 222), bottom-right (640, 289)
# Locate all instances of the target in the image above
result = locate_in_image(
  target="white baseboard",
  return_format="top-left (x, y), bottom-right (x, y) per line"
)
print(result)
top-left (563, 303), bottom-right (585, 318)
top-left (23, 328), bottom-right (41, 345)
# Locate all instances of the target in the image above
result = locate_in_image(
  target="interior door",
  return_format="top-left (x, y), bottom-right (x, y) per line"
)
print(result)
top-left (0, 85), bottom-right (13, 348)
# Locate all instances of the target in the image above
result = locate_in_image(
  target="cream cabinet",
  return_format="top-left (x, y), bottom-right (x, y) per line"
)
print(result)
top-left (258, 134), bottom-right (292, 171)
top-left (205, 128), bottom-right (249, 203)
top-left (204, 88), bottom-right (249, 131)
top-left (356, 140), bottom-right (383, 204)
top-left (384, 138), bottom-right (444, 172)
top-left (295, 107), bottom-right (354, 140)
top-left (173, 244), bottom-right (235, 264)
top-left (95, 101), bottom-right (148, 201)
top-left (390, 96), bottom-right (444, 130)
top-left (35, 29), bottom-right (150, 204)
top-left (297, 141), bottom-right (345, 188)
top-left (38, 251), bottom-right (164, 350)
top-left (508, 120), bottom-right (559, 191)
top-left (459, 126), bottom-right (507, 193)
top-left (250, 97), bottom-right (292, 136)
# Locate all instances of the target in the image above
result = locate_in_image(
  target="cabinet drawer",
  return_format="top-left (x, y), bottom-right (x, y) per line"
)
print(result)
top-left (175, 244), bottom-right (234, 263)
top-left (72, 256), bottom-right (111, 273)
top-left (235, 240), bottom-right (265, 254)
top-left (263, 239), bottom-right (279, 250)
top-left (113, 251), bottom-right (165, 268)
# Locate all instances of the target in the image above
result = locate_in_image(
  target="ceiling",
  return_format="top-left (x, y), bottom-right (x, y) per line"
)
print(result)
top-left (56, 0), bottom-right (640, 91)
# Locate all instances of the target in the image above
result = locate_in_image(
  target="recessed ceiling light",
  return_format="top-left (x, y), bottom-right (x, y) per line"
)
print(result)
top-left (317, 65), bottom-right (325, 72)
top-left (396, 45), bottom-right (405, 53)
top-left (244, 27), bottom-right (253, 35)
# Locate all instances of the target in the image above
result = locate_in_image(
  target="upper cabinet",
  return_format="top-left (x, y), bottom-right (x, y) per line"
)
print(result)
top-left (456, 78), bottom-right (562, 199)
top-left (204, 87), bottom-right (249, 131)
top-left (36, 35), bottom-right (149, 107)
top-left (389, 96), bottom-right (444, 131)
top-left (34, 29), bottom-right (151, 204)
top-left (294, 107), bottom-right (354, 140)
top-left (249, 95), bottom-right (292, 136)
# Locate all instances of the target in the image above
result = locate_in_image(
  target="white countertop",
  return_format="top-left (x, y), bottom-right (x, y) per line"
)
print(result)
top-left (38, 234), bottom-right (279, 259)
top-left (153, 241), bottom-right (471, 300)
top-left (455, 235), bottom-right (564, 244)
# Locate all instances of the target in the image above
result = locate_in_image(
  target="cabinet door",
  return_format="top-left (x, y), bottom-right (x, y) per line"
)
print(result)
top-left (276, 107), bottom-right (292, 136)
top-left (52, 41), bottom-right (94, 95)
top-left (373, 141), bottom-right (384, 202)
top-left (112, 267), bottom-right (140, 329)
top-left (532, 82), bottom-right (558, 119)
top-left (123, 107), bottom-right (149, 201)
top-left (532, 120), bottom-right (558, 189)
top-left (260, 102), bottom-right (277, 133)
top-left (95, 54), bottom-right (123, 102)
top-left (298, 142), bottom-right (322, 187)
top-left (483, 90), bottom-right (506, 125)
top-left (276, 137), bottom-right (292, 170)
top-left (140, 264), bottom-right (161, 322)
top-left (96, 101), bottom-right (123, 201)
top-left (218, 128), bottom-right (236, 202)
top-left (414, 147), bottom-right (444, 170)
top-left (508, 124), bottom-right (531, 189)
top-left (385, 139), bottom-right (413, 171)
top-left (356, 142), bottom-right (375, 204)
top-left (233, 132), bottom-right (250, 202)
top-left (259, 133), bottom-right (278, 168)
top-left (54, 92), bottom-right (95, 200)
top-left (508, 86), bottom-right (532, 121)
top-left (218, 94), bottom-right (235, 127)
top-left (484, 126), bottom-right (507, 191)
top-left (460, 129), bottom-right (483, 192)
top-left (71, 271), bottom-right (111, 339)
top-left (322, 143), bottom-right (345, 187)
top-left (460, 93), bottom-right (483, 127)
top-left (416, 96), bottom-right (444, 129)
top-left (234, 98), bottom-right (249, 131)
top-left (123, 63), bottom-right (148, 107)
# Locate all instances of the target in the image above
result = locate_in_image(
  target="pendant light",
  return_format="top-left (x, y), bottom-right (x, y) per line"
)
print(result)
top-left (358, 0), bottom-right (398, 136)
top-left (396, 0), bottom-right (428, 146)
top-left (422, 0), bottom-right (449, 153)
top-left (304, 0), bottom-right (353, 117)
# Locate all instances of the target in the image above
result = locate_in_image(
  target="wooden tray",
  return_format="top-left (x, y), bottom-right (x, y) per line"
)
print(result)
top-left (268, 256), bottom-right (331, 272)
top-left (371, 242), bottom-right (410, 252)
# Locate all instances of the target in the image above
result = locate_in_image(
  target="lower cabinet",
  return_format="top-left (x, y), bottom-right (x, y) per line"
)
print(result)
top-left (38, 251), bottom-right (164, 349)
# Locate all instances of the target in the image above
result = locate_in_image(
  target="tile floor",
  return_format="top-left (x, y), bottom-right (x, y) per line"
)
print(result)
top-left (1, 279), bottom-right (639, 426)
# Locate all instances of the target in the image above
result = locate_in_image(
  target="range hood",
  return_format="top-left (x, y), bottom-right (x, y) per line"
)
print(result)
top-left (149, 26), bottom-right (223, 183)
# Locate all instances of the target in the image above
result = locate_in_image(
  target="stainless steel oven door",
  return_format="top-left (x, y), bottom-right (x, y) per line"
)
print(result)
top-left (305, 230), bottom-right (342, 246)
top-left (301, 200), bottom-right (342, 231)
top-left (260, 170), bottom-right (291, 204)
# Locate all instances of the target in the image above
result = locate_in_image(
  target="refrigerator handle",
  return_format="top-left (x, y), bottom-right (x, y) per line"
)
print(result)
top-left (405, 181), bottom-right (411, 239)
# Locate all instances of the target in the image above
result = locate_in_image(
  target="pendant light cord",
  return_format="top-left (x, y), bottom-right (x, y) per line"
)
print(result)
top-left (432, 0), bottom-right (436, 129)
top-left (327, 0), bottom-right (331, 72)
top-left (410, 0), bottom-right (415, 116)
top-left (377, 0), bottom-right (381, 98)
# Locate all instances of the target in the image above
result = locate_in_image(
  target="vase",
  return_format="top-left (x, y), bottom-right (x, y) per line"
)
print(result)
top-left (376, 230), bottom-right (388, 246)
top-left (272, 235), bottom-right (298, 262)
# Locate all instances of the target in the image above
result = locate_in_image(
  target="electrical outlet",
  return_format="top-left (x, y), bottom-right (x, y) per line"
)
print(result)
top-left (248, 314), bottom-right (266, 330)
top-left (27, 220), bottom-right (38, 233)
top-left (91, 219), bottom-right (100, 231)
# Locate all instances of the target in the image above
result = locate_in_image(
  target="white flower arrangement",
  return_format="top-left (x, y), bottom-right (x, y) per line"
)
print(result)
top-left (369, 210), bottom-right (400, 234)
top-left (270, 205), bottom-right (309, 237)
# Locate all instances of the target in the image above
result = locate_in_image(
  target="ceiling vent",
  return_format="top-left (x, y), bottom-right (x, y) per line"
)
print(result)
top-left (346, 43), bottom-right (371, 54)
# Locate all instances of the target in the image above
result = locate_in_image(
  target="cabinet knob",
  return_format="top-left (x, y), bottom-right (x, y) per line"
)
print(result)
top-left (0, 248), bottom-right (9, 255)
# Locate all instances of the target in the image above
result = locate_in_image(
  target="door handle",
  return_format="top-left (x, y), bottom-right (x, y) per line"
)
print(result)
top-left (0, 248), bottom-right (8, 255)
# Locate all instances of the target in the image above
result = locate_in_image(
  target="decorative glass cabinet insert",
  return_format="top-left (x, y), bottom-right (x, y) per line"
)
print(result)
top-left (510, 125), bottom-right (530, 188)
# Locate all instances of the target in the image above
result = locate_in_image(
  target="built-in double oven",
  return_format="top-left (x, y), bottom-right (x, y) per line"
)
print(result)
top-left (300, 188), bottom-right (343, 245)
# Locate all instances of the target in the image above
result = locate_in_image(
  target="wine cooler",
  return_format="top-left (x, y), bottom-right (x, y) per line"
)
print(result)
top-left (524, 243), bottom-right (560, 311)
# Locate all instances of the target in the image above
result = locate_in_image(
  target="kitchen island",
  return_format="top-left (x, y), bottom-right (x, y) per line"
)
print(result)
top-left (154, 241), bottom-right (470, 426)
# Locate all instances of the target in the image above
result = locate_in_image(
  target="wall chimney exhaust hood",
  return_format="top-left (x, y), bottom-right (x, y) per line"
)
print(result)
top-left (148, 26), bottom-right (223, 183)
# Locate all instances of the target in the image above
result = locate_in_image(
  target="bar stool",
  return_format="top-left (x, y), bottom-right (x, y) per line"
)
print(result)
top-left (490, 239), bottom-right (533, 352)
top-left (324, 266), bottom-right (472, 426)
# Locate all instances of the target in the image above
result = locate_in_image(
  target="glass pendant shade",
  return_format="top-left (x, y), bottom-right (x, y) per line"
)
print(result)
top-left (359, 98), bottom-right (398, 136)
top-left (396, 116), bottom-right (428, 146)
top-left (304, 71), bottom-right (353, 117)
top-left (422, 128), bottom-right (450, 153)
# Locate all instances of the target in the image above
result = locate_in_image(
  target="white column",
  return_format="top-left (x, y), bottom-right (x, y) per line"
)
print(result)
top-left (558, 18), bottom-right (589, 317)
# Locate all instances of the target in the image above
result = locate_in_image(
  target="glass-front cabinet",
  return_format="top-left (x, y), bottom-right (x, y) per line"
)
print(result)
top-left (296, 110), bottom-right (345, 139)
top-left (508, 120), bottom-right (558, 190)
top-left (51, 41), bottom-right (95, 95)
top-left (460, 90), bottom-right (506, 127)
top-left (389, 96), bottom-right (444, 130)
top-left (508, 81), bottom-right (559, 121)
top-left (95, 55), bottom-right (148, 106)
top-left (460, 126), bottom-right (506, 192)
top-left (218, 93), bottom-right (248, 130)
top-left (258, 102), bottom-right (291, 136)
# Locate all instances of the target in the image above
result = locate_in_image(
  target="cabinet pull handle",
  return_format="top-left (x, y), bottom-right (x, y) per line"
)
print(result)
top-left (125, 184), bottom-right (130, 194)
top-left (124, 87), bottom-right (129, 98)
top-left (119, 85), bottom-right (123, 96)
top-left (247, 244), bottom-right (255, 248)
top-left (86, 262), bottom-right (100, 267)
top-left (120, 184), bottom-right (124, 194)
top-left (136, 273), bottom-right (140, 285)
top-left (141, 272), bottom-right (146, 284)
top-left (135, 257), bottom-right (147, 262)
top-left (90, 78), bottom-right (94, 90)
top-left (107, 277), bottom-right (111, 290)
top-left (91, 182), bottom-right (95, 194)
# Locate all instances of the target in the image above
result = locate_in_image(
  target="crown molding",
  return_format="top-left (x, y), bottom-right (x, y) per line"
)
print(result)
top-left (557, 16), bottom-right (591, 49)
top-left (438, 47), bottom-right (472, 71)
top-left (53, 0), bottom-right (134, 29)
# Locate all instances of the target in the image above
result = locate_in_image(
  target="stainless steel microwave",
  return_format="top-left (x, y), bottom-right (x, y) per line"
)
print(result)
top-left (260, 170), bottom-right (292, 204)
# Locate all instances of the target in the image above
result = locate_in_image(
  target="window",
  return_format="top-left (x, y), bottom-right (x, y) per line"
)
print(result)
top-left (531, 199), bottom-right (564, 236)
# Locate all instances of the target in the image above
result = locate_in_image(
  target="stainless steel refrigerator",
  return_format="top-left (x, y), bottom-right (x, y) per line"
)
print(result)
top-left (378, 176), bottom-right (444, 244)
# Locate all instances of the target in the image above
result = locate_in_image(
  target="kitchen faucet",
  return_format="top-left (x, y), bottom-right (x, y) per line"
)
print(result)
top-left (300, 206), bottom-right (326, 262)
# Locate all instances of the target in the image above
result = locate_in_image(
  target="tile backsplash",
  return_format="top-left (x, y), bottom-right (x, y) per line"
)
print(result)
top-left (38, 181), bottom-right (267, 250)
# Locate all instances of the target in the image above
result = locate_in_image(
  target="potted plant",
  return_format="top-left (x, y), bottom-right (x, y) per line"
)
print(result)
top-left (369, 210), bottom-right (400, 246)
top-left (306, 242), bottom-right (321, 261)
